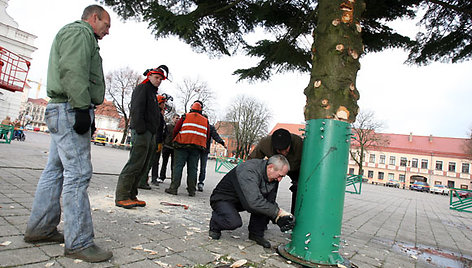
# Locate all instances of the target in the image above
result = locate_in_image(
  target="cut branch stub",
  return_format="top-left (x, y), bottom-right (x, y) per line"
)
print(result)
top-left (314, 80), bottom-right (322, 88)
top-left (336, 106), bottom-right (350, 120)
top-left (336, 44), bottom-right (344, 52)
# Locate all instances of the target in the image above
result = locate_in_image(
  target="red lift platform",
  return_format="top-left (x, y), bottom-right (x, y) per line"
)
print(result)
top-left (0, 46), bottom-right (31, 92)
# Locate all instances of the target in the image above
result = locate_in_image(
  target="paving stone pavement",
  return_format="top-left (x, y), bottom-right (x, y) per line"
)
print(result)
top-left (0, 132), bottom-right (471, 267)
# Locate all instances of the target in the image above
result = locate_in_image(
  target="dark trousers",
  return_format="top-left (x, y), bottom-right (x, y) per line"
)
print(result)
top-left (169, 148), bottom-right (200, 194)
top-left (210, 201), bottom-right (270, 237)
top-left (151, 151), bottom-right (162, 181)
top-left (115, 130), bottom-right (156, 201)
top-left (288, 170), bottom-right (299, 214)
top-left (198, 152), bottom-right (209, 185)
top-left (159, 147), bottom-right (174, 180)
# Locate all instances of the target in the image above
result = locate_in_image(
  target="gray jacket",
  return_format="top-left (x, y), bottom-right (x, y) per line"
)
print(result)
top-left (210, 159), bottom-right (279, 220)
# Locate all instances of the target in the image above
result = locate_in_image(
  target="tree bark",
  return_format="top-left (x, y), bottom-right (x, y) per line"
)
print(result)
top-left (304, 0), bottom-right (365, 122)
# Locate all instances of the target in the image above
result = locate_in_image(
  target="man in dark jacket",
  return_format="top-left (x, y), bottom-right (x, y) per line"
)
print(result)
top-left (209, 155), bottom-right (295, 248)
top-left (197, 123), bottom-right (226, 192)
top-left (248, 128), bottom-right (303, 214)
top-left (158, 113), bottom-right (180, 182)
top-left (115, 66), bottom-right (168, 209)
top-left (138, 94), bottom-right (168, 189)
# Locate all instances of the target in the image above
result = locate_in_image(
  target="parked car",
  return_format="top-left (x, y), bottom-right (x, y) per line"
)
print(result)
top-left (25, 125), bottom-right (34, 131)
top-left (386, 179), bottom-right (400, 188)
top-left (430, 184), bottom-right (449, 195)
top-left (453, 190), bottom-right (472, 198)
top-left (410, 181), bottom-right (430, 192)
top-left (93, 134), bottom-right (107, 146)
top-left (33, 127), bottom-right (40, 132)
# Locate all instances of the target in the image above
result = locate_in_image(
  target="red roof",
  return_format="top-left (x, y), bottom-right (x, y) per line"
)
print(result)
top-left (270, 123), bottom-right (470, 159)
top-left (270, 123), bottom-right (304, 136)
top-left (95, 99), bottom-right (121, 119)
top-left (27, 98), bottom-right (48, 106)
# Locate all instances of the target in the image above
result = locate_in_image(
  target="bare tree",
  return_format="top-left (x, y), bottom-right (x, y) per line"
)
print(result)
top-left (176, 77), bottom-right (216, 117)
top-left (350, 110), bottom-right (390, 176)
top-left (105, 67), bottom-right (141, 144)
top-left (225, 95), bottom-right (271, 159)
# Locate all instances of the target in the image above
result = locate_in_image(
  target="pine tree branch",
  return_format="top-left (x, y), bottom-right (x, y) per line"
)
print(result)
top-left (427, 0), bottom-right (472, 15)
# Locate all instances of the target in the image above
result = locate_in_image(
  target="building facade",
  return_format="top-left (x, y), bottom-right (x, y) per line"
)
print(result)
top-left (350, 133), bottom-right (472, 190)
top-left (18, 97), bottom-right (47, 130)
top-left (270, 123), bottom-right (472, 191)
top-left (94, 99), bottom-right (124, 143)
top-left (0, 0), bottom-right (37, 122)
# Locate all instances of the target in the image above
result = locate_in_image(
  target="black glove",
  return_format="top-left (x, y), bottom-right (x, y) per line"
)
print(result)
top-left (73, 109), bottom-right (91, 135)
top-left (276, 215), bottom-right (295, 232)
top-left (90, 120), bottom-right (96, 138)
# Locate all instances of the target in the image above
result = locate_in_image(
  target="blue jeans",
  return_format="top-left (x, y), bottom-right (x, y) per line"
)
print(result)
top-left (25, 103), bottom-right (95, 252)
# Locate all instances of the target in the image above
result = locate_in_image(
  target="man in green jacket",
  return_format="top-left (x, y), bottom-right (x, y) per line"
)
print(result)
top-left (24, 5), bottom-right (113, 263)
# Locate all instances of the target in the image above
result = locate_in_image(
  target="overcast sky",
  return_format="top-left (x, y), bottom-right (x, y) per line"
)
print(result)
top-left (6, 0), bottom-right (472, 138)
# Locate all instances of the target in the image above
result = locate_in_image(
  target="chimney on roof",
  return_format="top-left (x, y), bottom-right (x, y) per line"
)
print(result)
top-left (429, 134), bottom-right (433, 143)
top-left (408, 132), bottom-right (413, 142)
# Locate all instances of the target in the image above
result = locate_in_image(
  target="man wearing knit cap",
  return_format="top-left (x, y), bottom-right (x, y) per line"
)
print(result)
top-left (248, 128), bottom-right (303, 214)
top-left (115, 65), bottom-right (168, 209)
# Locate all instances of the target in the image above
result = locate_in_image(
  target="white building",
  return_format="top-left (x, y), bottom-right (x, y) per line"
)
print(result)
top-left (0, 0), bottom-right (37, 122)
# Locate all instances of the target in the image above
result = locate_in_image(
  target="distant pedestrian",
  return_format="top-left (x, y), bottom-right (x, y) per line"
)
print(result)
top-left (197, 123), bottom-right (226, 192)
top-left (115, 65), bottom-right (168, 208)
top-left (24, 5), bottom-right (112, 263)
top-left (158, 113), bottom-right (180, 182)
top-left (165, 100), bottom-right (209, 196)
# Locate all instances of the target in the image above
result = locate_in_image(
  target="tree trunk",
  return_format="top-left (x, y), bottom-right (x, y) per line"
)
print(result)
top-left (304, 0), bottom-right (365, 122)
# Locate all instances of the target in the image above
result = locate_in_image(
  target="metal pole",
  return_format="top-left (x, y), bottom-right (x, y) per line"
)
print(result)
top-left (278, 119), bottom-right (353, 267)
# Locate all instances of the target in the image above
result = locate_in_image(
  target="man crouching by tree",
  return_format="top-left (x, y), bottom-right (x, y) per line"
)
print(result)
top-left (208, 155), bottom-right (295, 248)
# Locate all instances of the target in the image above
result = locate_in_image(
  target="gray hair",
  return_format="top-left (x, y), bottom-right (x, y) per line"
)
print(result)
top-left (268, 154), bottom-right (290, 171)
top-left (81, 5), bottom-right (105, 20)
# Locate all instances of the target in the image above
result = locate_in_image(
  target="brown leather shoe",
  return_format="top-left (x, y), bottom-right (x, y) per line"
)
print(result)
top-left (24, 229), bottom-right (64, 243)
top-left (131, 198), bottom-right (146, 207)
top-left (65, 244), bottom-right (113, 263)
top-left (115, 199), bottom-right (137, 209)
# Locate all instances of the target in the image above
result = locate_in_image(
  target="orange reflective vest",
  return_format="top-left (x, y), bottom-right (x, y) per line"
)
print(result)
top-left (174, 112), bottom-right (208, 149)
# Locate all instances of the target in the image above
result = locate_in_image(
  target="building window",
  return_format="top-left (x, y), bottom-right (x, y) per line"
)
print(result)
top-left (369, 154), bottom-right (376, 163)
top-left (448, 162), bottom-right (456, 172)
top-left (462, 163), bottom-right (470, 174)
top-left (378, 172), bottom-right (384, 180)
top-left (349, 168), bottom-right (355, 174)
top-left (389, 156), bottom-right (396, 165)
top-left (399, 174), bottom-right (405, 182)
top-left (435, 161), bottom-right (443, 171)
top-left (379, 155), bottom-right (386, 164)
top-left (400, 157), bottom-right (407, 166)
top-left (421, 159), bottom-right (428, 169)
top-left (411, 158), bottom-right (418, 168)
top-left (368, 170), bottom-right (374, 178)
top-left (388, 173), bottom-right (394, 179)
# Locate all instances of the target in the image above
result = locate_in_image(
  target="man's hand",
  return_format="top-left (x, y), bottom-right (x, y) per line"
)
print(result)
top-left (73, 109), bottom-right (91, 135)
top-left (276, 209), bottom-right (295, 232)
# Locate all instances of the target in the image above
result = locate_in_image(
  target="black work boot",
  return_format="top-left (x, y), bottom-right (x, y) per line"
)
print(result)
top-left (197, 183), bottom-right (204, 192)
top-left (209, 230), bottom-right (221, 240)
top-left (24, 229), bottom-right (64, 244)
top-left (64, 244), bottom-right (113, 263)
top-left (249, 233), bottom-right (271, 248)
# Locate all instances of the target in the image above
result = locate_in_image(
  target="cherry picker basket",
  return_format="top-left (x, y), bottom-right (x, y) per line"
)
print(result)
top-left (0, 46), bottom-right (31, 92)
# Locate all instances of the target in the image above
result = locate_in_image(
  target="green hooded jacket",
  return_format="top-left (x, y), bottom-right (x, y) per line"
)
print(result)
top-left (47, 20), bottom-right (105, 109)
